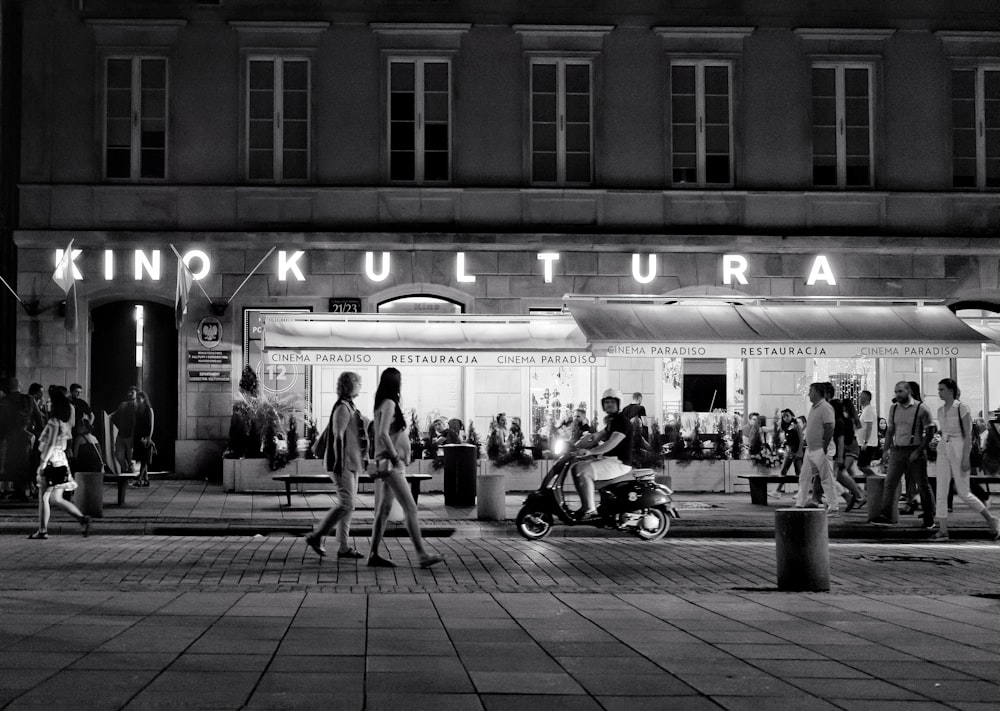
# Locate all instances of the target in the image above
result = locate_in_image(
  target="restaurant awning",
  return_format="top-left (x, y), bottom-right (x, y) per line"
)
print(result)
top-left (262, 314), bottom-right (600, 367)
top-left (566, 300), bottom-right (988, 359)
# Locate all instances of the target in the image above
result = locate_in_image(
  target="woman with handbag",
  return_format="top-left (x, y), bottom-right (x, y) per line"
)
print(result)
top-left (28, 389), bottom-right (90, 539)
top-left (131, 390), bottom-right (155, 487)
top-left (304, 371), bottom-right (366, 559)
top-left (367, 367), bottom-right (444, 569)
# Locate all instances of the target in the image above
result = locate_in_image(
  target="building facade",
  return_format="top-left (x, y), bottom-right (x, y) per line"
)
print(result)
top-left (6, 0), bottom-right (1000, 476)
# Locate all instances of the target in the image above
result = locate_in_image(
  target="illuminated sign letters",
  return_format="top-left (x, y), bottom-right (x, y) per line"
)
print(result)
top-left (54, 249), bottom-right (843, 289)
top-left (722, 254), bottom-right (749, 286)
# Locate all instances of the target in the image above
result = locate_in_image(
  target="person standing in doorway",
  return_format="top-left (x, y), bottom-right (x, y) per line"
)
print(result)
top-left (932, 379), bottom-right (999, 541)
top-left (69, 383), bottom-right (94, 437)
top-left (110, 386), bottom-right (138, 475)
top-left (795, 383), bottom-right (839, 517)
top-left (0, 378), bottom-right (42, 501)
top-left (28, 389), bottom-right (90, 539)
top-left (304, 371), bottom-right (366, 560)
top-left (872, 382), bottom-right (935, 528)
top-left (131, 391), bottom-right (155, 487)
top-left (367, 368), bottom-right (444, 569)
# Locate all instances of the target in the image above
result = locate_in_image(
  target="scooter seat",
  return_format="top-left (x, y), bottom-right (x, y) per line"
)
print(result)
top-left (596, 471), bottom-right (638, 488)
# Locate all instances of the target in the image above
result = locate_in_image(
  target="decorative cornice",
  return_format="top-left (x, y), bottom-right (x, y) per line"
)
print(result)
top-left (794, 28), bottom-right (895, 42)
top-left (512, 24), bottom-right (614, 39)
top-left (370, 23), bottom-right (472, 36)
top-left (935, 31), bottom-right (1000, 44)
top-left (228, 21), bottom-right (330, 35)
top-left (85, 18), bottom-right (187, 46)
top-left (653, 26), bottom-right (755, 41)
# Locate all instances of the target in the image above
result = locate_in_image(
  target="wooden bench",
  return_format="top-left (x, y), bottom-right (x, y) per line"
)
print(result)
top-left (104, 473), bottom-right (139, 506)
top-left (272, 472), bottom-right (432, 507)
top-left (740, 473), bottom-right (1000, 507)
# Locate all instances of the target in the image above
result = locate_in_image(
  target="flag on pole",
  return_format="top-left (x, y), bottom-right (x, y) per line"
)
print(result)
top-left (175, 254), bottom-right (194, 329)
top-left (53, 239), bottom-right (76, 295)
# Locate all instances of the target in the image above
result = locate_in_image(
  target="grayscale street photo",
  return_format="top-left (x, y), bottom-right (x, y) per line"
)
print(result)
top-left (0, 1), bottom-right (998, 709)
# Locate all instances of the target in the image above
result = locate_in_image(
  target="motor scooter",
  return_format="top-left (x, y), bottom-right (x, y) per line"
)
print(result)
top-left (515, 451), bottom-right (679, 541)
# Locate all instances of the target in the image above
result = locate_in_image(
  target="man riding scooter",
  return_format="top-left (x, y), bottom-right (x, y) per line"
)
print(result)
top-left (571, 388), bottom-right (634, 520)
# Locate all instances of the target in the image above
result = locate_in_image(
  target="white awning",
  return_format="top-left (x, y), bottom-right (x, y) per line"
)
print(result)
top-left (566, 301), bottom-right (987, 359)
top-left (262, 314), bottom-right (601, 367)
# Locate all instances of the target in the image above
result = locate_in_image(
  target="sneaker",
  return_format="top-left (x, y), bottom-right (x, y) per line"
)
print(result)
top-left (930, 530), bottom-right (949, 541)
top-left (870, 517), bottom-right (893, 527)
top-left (767, 491), bottom-right (782, 499)
top-left (988, 517), bottom-right (1000, 541)
top-left (921, 522), bottom-right (938, 531)
top-left (826, 509), bottom-right (840, 519)
top-left (804, 500), bottom-right (824, 509)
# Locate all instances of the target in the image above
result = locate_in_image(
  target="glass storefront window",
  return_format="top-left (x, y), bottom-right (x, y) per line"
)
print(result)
top-left (812, 357), bottom-right (876, 411)
top-left (529, 365), bottom-right (593, 452)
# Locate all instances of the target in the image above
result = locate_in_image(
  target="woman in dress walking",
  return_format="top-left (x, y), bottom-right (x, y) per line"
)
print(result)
top-left (367, 368), bottom-right (444, 569)
top-left (131, 390), bottom-right (155, 487)
top-left (28, 389), bottom-right (90, 539)
top-left (304, 371), bottom-right (366, 559)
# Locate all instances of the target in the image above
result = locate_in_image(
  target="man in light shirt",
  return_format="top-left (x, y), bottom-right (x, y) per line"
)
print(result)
top-left (856, 389), bottom-right (879, 476)
top-left (795, 382), bottom-right (839, 517)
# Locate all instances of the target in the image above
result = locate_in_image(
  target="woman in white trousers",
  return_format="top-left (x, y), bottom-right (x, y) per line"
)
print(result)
top-left (933, 378), bottom-right (1000, 541)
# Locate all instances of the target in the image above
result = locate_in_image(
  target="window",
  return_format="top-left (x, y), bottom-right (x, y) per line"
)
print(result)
top-left (247, 57), bottom-right (310, 181)
top-left (670, 61), bottom-right (733, 186)
top-left (104, 57), bottom-right (167, 180)
top-left (388, 58), bottom-right (451, 182)
top-left (531, 59), bottom-right (592, 184)
top-left (952, 66), bottom-right (1000, 188)
top-left (812, 63), bottom-right (873, 188)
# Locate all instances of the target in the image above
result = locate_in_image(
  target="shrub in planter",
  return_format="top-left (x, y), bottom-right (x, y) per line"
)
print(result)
top-left (223, 365), bottom-right (302, 470)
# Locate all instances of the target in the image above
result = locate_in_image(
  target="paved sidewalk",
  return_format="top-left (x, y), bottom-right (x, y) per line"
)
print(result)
top-left (0, 535), bottom-right (998, 710)
top-left (2, 480), bottom-right (998, 541)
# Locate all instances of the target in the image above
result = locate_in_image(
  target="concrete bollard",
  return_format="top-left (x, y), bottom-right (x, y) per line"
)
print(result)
top-left (865, 476), bottom-right (899, 523)
top-left (476, 472), bottom-right (506, 521)
top-left (775, 508), bottom-right (830, 592)
top-left (75, 471), bottom-right (104, 518)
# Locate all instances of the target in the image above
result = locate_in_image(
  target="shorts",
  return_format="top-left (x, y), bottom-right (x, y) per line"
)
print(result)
top-left (39, 464), bottom-right (71, 489)
top-left (845, 441), bottom-right (860, 459)
top-left (857, 446), bottom-right (880, 467)
top-left (581, 457), bottom-right (631, 481)
top-left (372, 458), bottom-right (402, 480)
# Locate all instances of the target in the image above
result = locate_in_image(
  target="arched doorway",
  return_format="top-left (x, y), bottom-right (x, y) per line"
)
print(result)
top-left (90, 301), bottom-right (177, 471)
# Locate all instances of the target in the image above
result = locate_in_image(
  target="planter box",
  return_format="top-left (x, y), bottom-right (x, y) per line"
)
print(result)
top-left (480, 459), bottom-right (549, 492)
top-left (223, 458), bottom-right (278, 492)
top-left (664, 460), bottom-right (726, 492)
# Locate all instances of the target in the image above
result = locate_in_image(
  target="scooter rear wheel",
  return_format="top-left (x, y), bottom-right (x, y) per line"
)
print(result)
top-left (516, 507), bottom-right (554, 540)
top-left (633, 506), bottom-right (670, 541)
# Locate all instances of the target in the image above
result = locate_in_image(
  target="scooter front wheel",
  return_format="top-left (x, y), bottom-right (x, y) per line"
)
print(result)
top-left (633, 506), bottom-right (670, 541)
top-left (516, 507), bottom-right (554, 540)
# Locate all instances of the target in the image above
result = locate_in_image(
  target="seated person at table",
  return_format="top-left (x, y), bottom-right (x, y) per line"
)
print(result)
top-left (571, 388), bottom-right (633, 521)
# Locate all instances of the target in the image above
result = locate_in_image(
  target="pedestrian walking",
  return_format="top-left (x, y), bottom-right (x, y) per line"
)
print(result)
top-left (367, 367), bottom-right (444, 569)
top-left (855, 390), bottom-right (880, 478)
top-left (771, 409), bottom-right (802, 498)
top-left (795, 383), bottom-right (839, 517)
top-left (931, 378), bottom-right (1000, 541)
top-left (304, 371), bottom-right (366, 560)
top-left (109, 386), bottom-right (138, 475)
top-left (131, 391), bottom-right (155, 487)
top-left (830, 399), bottom-right (867, 511)
top-left (28, 389), bottom-right (90, 539)
top-left (871, 382), bottom-right (935, 528)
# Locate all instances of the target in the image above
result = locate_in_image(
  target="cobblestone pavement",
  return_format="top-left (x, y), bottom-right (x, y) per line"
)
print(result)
top-left (1, 535), bottom-right (998, 595)
top-left (1, 537), bottom-right (998, 710)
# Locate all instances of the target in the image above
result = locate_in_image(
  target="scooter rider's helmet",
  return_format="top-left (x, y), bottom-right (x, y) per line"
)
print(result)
top-left (600, 388), bottom-right (622, 412)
